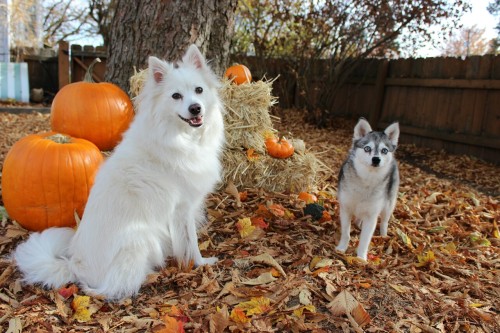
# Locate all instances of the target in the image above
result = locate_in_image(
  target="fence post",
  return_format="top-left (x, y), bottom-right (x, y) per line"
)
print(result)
top-left (370, 59), bottom-right (389, 127)
top-left (58, 41), bottom-right (70, 89)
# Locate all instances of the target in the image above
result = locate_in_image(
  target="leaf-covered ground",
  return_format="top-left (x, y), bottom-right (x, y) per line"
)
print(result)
top-left (0, 109), bottom-right (498, 332)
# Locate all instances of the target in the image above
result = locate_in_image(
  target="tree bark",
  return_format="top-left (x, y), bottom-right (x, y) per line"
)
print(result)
top-left (105, 0), bottom-right (238, 93)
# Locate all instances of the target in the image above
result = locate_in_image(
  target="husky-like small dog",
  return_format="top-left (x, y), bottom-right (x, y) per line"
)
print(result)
top-left (13, 45), bottom-right (225, 300)
top-left (336, 118), bottom-right (400, 261)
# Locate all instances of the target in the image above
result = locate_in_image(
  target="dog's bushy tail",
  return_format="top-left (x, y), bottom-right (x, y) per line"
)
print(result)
top-left (13, 227), bottom-right (76, 288)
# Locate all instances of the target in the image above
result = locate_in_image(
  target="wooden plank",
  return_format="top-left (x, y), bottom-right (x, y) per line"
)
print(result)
top-left (379, 122), bottom-right (500, 150)
top-left (58, 41), bottom-right (70, 89)
top-left (385, 77), bottom-right (500, 90)
top-left (370, 60), bottom-right (388, 126)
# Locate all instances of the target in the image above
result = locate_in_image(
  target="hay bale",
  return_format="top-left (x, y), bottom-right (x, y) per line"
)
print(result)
top-left (129, 69), bottom-right (324, 193)
top-left (222, 148), bottom-right (319, 193)
top-left (220, 78), bottom-right (277, 152)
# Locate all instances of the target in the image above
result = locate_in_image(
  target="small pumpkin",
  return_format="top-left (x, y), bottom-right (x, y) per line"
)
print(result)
top-left (225, 64), bottom-right (252, 85)
top-left (1, 132), bottom-right (104, 231)
top-left (51, 58), bottom-right (134, 151)
top-left (265, 136), bottom-right (295, 158)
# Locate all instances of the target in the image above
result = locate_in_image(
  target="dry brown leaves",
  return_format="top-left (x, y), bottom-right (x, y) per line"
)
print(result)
top-left (0, 109), bottom-right (499, 332)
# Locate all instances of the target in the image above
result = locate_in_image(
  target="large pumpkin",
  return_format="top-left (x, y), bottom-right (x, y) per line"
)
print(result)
top-left (225, 64), bottom-right (252, 85)
top-left (1, 132), bottom-right (104, 231)
top-left (51, 58), bottom-right (134, 151)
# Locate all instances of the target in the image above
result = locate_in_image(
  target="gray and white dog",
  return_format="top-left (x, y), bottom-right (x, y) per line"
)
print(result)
top-left (336, 118), bottom-right (400, 260)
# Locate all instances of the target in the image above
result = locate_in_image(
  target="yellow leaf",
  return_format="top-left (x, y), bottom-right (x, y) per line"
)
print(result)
top-left (71, 295), bottom-right (92, 323)
top-left (415, 250), bottom-right (435, 267)
top-left (293, 305), bottom-right (316, 318)
top-left (440, 242), bottom-right (457, 254)
top-left (469, 303), bottom-right (486, 308)
top-left (236, 218), bottom-right (256, 238)
top-left (492, 220), bottom-right (499, 239)
top-left (235, 296), bottom-right (271, 316)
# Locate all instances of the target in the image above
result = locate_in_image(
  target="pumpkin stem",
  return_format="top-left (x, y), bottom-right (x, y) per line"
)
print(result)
top-left (46, 133), bottom-right (71, 144)
top-left (84, 58), bottom-right (102, 83)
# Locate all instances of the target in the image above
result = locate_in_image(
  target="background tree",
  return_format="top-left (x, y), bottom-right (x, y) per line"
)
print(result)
top-left (232, 0), bottom-right (471, 126)
top-left (105, 0), bottom-right (238, 93)
top-left (488, 0), bottom-right (500, 54)
top-left (42, 0), bottom-right (91, 47)
top-left (440, 25), bottom-right (491, 57)
top-left (88, 0), bottom-right (116, 46)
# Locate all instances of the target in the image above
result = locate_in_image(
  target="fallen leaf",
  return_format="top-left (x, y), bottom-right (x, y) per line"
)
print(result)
top-left (71, 295), bottom-right (92, 323)
top-left (229, 307), bottom-right (250, 324)
top-left (209, 305), bottom-right (230, 333)
top-left (225, 181), bottom-right (241, 207)
top-left (327, 290), bottom-right (371, 327)
top-left (396, 228), bottom-right (414, 250)
top-left (235, 296), bottom-right (271, 316)
top-left (293, 305), bottom-right (316, 318)
top-left (248, 252), bottom-right (287, 277)
top-left (251, 216), bottom-right (269, 229)
top-left (236, 217), bottom-right (256, 238)
top-left (246, 148), bottom-right (259, 161)
top-left (58, 284), bottom-right (79, 299)
top-left (241, 272), bottom-right (276, 285)
top-left (157, 315), bottom-right (185, 333)
top-left (416, 250), bottom-right (435, 267)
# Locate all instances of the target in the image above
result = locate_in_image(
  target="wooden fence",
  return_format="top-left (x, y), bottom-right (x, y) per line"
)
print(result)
top-left (22, 44), bottom-right (500, 164)
top-left (235, 55), bottom-right (500, 164)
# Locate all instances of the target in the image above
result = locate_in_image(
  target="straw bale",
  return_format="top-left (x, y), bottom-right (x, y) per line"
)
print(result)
top-left (220, 78), bottom-right (278, 152)
top-left (221, 148), bottom-right (319, 193)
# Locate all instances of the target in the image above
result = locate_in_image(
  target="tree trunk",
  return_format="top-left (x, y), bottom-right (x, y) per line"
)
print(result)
top-left (105, 0), bottom-right (238, 93)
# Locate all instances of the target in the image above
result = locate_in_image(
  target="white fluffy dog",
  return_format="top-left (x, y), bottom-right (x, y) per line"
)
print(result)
top-left (13, 44), bottom-right (225, 300)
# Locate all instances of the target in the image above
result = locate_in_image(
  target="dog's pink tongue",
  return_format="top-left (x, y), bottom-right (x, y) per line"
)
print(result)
top-left (189, 116), bottom-right (203, 126)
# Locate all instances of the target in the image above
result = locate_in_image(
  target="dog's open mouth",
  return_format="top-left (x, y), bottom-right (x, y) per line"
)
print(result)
top-left (179, 115), bottom-right (203, 127)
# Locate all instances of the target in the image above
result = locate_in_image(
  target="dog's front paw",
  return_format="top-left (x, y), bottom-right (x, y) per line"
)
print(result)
top-left (335, 245), bottom-right (347, 253)
top-left (196, 256), bottom-right (218, 266)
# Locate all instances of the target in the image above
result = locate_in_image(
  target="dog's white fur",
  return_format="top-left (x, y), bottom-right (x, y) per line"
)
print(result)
top-left (13, 45), bottom-right (225, 300)
top-left (336, 119), bottom-right (400, 261)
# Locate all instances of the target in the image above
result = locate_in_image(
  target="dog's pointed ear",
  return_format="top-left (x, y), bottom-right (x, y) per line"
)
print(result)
top-left (182, 44), bottom-right (206, 70)
top-left (148, 56), bottom-right (169, 84)
top-left (385, 122), bottom-right (400, 146)
top-left (353, 118), bottom-right (372, 140)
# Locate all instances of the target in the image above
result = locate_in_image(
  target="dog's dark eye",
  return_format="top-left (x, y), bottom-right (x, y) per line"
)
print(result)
top-left (172, 93), bottom-right (182, 100)
top-left (195, 87), bottom-right (203, 94)
top-left (381, 148), bottom-right (389, 154)
top-left (364, 146), bottom-right (371, 153)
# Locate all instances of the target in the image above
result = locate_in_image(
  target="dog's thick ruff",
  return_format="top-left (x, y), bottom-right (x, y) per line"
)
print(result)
top-left (336, 118), bottom-right (400, 261)
top-left (13, 45), bottom-right (225, 300)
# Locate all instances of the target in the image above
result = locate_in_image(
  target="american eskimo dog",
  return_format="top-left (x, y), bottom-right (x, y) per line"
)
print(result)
top-left (336, 118), bottom-right (399, 261)
top-left (13, 45), bottom-right (225, 300)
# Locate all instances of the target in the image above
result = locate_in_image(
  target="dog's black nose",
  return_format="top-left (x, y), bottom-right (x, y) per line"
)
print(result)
top-left (189, 103), bottom-right (201, 115)
top-left (372, 157), bottom-right (381, 166)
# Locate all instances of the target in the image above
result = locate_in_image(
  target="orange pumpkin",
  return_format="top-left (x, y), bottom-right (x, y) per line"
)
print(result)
top-left (1, 132), bottom-right (104, 231)
top-left (265, 136), bottom-right (295, 158)
top-left (225, 64), bottom-right (252, 85)
top-left (51, 58), bottom-right (134, 151)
